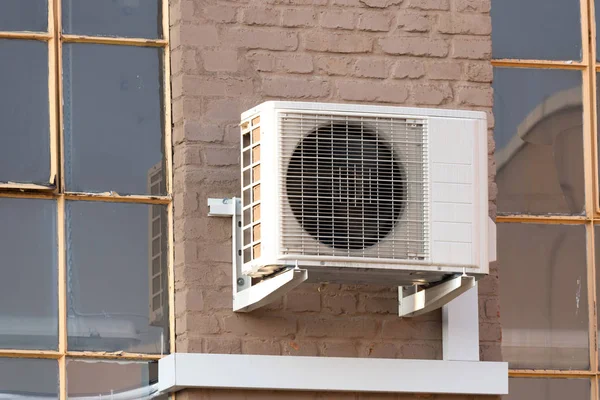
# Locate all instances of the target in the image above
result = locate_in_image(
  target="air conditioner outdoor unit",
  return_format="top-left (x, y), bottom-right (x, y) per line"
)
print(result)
top-left (239, 101), bottom-right (492, 289)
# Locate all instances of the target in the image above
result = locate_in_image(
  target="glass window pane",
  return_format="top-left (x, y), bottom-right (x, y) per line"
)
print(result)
top-left (62, 0), bottom-right (161, 39)
top-left (491, 0), bottom-right (581, 61)
top-left (67, 359), bottom-right (166, 399)
top-left (66, 201), bottom-right (169, 354)
top-left (0, 0), bottom-right (48, 32)
top-left (0, 358), bottom-right (58, 398)
top-left (0, 39), bottom-right (51, 185)
top-left (504, 378), bottom-right (590, 400)
top-left (494, 68), bottom-right (584, 215)
top-left (499, 223), bottom-right (588, 370)
top-left (63, 43), bottom-right (164, 195)
top-left (0, 198), bottom-right (58, 350)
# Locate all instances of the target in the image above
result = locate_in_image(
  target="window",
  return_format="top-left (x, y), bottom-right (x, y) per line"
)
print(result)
top-left (0, 1), bottom-right (172, 399)
top-left (492, 0), bottom-right (600, 397)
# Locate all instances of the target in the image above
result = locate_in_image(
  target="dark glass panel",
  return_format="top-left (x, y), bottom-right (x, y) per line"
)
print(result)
top-left (0, 198), bottom-right (58, 350)
top-left (0, 358), bottom-right (58, 399)
top-left (494, 68), bottom-right (584, 215)
top-left (66, 201), bottom-right (169, 354)
top-left (0, 0), bottom-right (47, 32)
top-left (0, 39), bottom-right (50, 185)
top-left (499, 223), bottom-right (588, 370)
top-left (63, 43), bottom-right (164, 195)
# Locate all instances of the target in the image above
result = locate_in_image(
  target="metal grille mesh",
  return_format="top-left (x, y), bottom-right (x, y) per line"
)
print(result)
top-left (280, 112), bottom-right (429, 260)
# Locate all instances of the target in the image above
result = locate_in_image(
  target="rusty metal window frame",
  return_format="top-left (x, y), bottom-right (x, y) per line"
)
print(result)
top-left (0, 1), bottom-right (174, 399)
top-left (493, 0), bottom-right (600, 396)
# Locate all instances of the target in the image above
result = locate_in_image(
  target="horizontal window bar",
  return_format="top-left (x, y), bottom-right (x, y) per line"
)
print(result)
top-left (492, 59), bottom-right (587, 70)
top-left (61, 34), bottom-right (167, 47)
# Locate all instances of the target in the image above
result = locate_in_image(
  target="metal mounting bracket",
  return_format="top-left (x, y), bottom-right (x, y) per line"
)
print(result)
top-left (208, 198), bottom-right (308, 312)
top-left (398, 275), bottom-right (476, 318)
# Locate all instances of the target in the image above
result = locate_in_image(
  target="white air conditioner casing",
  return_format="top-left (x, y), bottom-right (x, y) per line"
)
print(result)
top-left (240, 101), bottom-right (491, 287)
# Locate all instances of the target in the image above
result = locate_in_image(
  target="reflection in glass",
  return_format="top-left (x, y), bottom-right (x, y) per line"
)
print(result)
top-left (0, 358), bottom-right (58, 399)
top-left (504, 378), bottom-right (589, 400)
top-left (0, 198), bottom-right (58, 350)
top-left (63, 43), bottom-right (164, 195)
top-left (494, 68), bottom-right (584, 215)
top-left (499, 224), bottom-right (588, 370)
top-left (0, 0), bottom-right (47, 32)
top-left (62, 0), bottom-right (160, 39)
top-left (67, 359), bottom-right (166, 399)
top-left (0, 40), bottom-right (50, 185)
top-left (491, 0), bottom-right (581, 61)
top-left (66, 201), bottom-right (169, 354)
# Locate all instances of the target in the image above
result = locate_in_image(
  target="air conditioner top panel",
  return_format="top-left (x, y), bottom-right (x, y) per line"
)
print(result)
top-left (240, 101), bottom-right (487, 121)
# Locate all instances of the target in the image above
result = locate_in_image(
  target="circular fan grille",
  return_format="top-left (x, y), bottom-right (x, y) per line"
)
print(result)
top-left (286, 122), bottom-right (407, 251)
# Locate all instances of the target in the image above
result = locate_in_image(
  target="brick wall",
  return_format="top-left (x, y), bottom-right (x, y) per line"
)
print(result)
top-left (170, 0), bottom-right (500, 397)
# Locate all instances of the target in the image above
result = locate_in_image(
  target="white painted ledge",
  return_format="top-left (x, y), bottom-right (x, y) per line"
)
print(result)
top-left (158, 353), bottom-right (508, 395)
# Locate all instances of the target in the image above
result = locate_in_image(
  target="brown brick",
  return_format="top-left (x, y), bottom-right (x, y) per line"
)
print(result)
top-left (176, 313), bottom-right (220, 335)
top-left (455, 0), bottom-right (491, 13)
top-left (358, 294), bottom-right (397, 314)
top-left (427, 61), bottom-right (462, 80)
top-left (396, 11), bottom-right (432, 32)
top-left (277, 53), bottom-right (314, 73)
top-left (241, 7), bottom-right (280, 26)
top-left (392, 59), bottom-right (425, 79)
top-left (205, 98), bottom-right (247, 122)
top-left (357, 12), bottom-right (393, 31)
top-left (175, 334), bottom-right (203, 353)
top-left (171, 49), bottom-right (199, 76)
top-left (480, 343), bottom-right (502, 362)
top-left (282, 340), bottom-right (319, 356)
top-left (360, 0), bottom-right (403, 6)
top-left (354, 58), bottom-right (388, 78)
top-left (174, 239), bottom-right (198, 266)
top-left (480, 322), bottom-right (502, 342)
top-left (301, 317), bottom-right (378, 339)
top-left (406, 0), bottom-right (449, 10)
top-left (183, 121), bottom-right (224, 143)
top-left (267, 0), bottom-right (328, 4)
top-left (181, 76), bottom-right (254, 97)
top-left (380, 37), bottom-right (449, 57)
top-left (203, 147), bottom-right (239, 166)
top-left (174, 144), bottom-right (202, 168)
top-left (315, 55), bottom-right (355, 75)
top-left (466, 62), bottom-right (493, 82)
top-left (337, 80), bottom-right (409, 103)
top-left (262, 76), bottom-right (330, 98)
top-left (175, 289), bottom-right (204, 314)
top-left (222, 314), bottom-right (297, 337)
top-left (223, 28), bottom-right (298, 51)
top-left (457, 85), bottom-right (493, 106)
top-left (202, 50), bottom-right (239, 72)
top-left (286, 291), bottom-right (321, 312)
top-left (332, 0), bottom-right (362, 5)
top-left (204, 288), bottom-right (233, 310)
top-left (437, 14), bottom-right (491, 35)
top-left (381, 319), bottom-right (442, 340)
top-left (323, 293), bottom-right (357, 315)
top-left (243, 339), bottom-right (281, 355)
top-left (179, 263), bottom-right (232, 287)
top-left (246, 52), bottom-right (275, 72)
top-left (412, 82), bottom-right (453, 105)
top-left (305, 32), bottom-right (373, 53)
top-left (319, 341), bottom-right (359, 357)
top-left (205, 337), bottom-right (242, 354)
top-left (399, 343), bottom-right (440, 359)
top-left (173, 190), bottom-right (199, 219)
top-left (362, 342), bottom-right (398, 358)
top-left (452, 37), bottom-right (492, 59)
top-left (176, 24), bottom-right (219, 47)
top-left (203, 4), bottom-right (238, 23)
top-left (282, 8), bottom-right (317, 27)
top-left (320, 10), bottom-right (355, 29)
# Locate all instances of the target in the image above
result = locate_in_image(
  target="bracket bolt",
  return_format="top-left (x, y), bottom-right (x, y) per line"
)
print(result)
top-left (237, 278), bottom-right (245, 286)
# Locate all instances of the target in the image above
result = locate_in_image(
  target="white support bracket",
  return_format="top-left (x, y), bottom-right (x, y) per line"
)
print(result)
top-left (208, 198), bottom-right (308, 313)
top-left (398, 275), bottom-right (476, 318)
